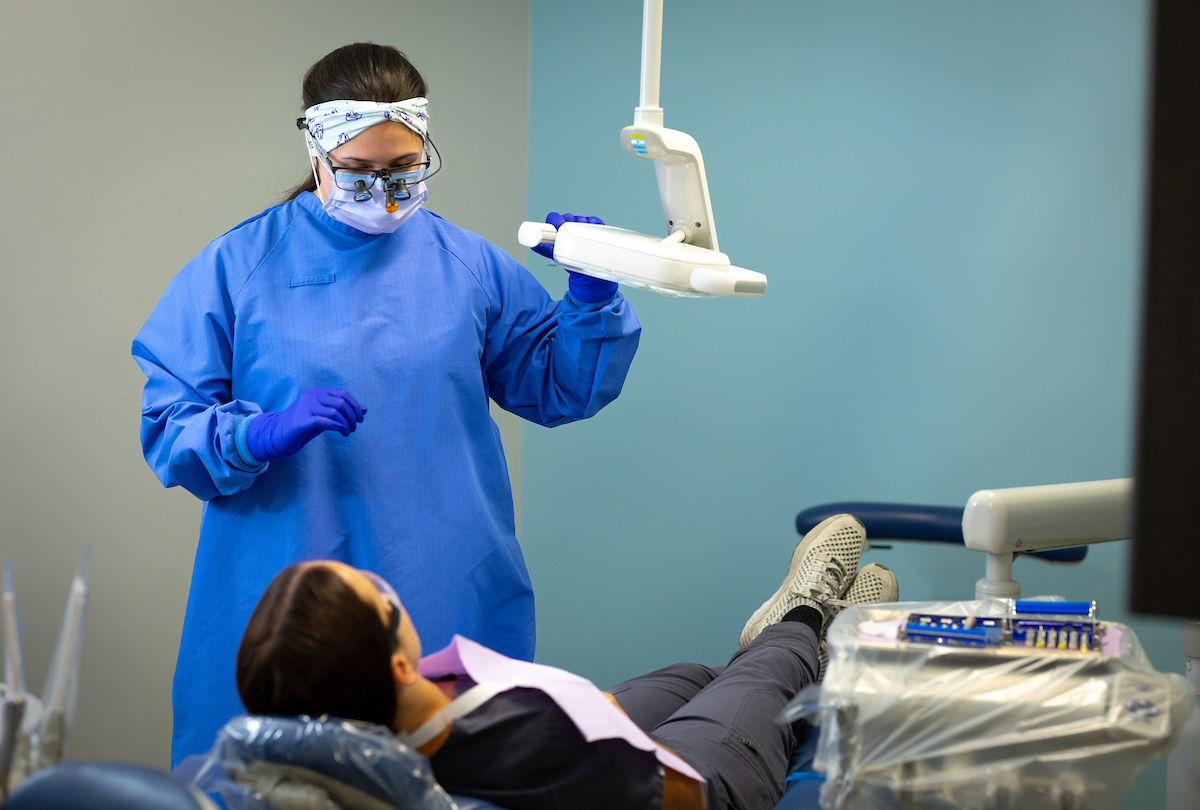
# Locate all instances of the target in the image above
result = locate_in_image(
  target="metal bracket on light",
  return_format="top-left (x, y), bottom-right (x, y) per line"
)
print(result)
top-left (518, 0), bottom-right (767, 299)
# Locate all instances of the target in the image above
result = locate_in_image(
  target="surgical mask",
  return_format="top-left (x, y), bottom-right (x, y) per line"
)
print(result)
top-left (312, 161), bottom-right (427, 235)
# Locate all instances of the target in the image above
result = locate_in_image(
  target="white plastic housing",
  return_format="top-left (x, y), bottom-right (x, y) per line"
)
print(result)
top-left (546, 222), bottom-right (766, 298)
top-left (620, 123), bottom-right (719, 252)
top-left (962, 479), bottom-right (1133, 555)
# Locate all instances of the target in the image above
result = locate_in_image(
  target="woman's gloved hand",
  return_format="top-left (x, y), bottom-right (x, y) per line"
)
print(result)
top-left (246, 387), bottom-right (367, 462)
top-left (532, 212), bottom-right (620, 304)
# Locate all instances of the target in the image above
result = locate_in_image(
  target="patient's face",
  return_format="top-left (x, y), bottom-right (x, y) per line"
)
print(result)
top-left (319, 561), bottom-right (422, 666)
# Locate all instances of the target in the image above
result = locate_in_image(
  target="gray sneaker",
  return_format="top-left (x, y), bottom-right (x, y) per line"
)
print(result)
top-left (843, 562), bottom-right (898, 606)
top-left (815, 563), bottom-right (899, 679)
top-left (740, 514), bottom-right (866, 647)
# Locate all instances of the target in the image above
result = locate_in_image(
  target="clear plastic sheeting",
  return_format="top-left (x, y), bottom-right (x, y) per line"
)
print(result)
top-left (178, 714), bottom-right (458, 810)
top-left (0, 685), bottom-right (43, 801)
top-left (781, 599), bottom-right (1193, 810)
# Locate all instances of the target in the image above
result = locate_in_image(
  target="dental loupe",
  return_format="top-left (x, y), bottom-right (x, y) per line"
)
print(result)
top-left (518, 0), bottom-right (768, 299)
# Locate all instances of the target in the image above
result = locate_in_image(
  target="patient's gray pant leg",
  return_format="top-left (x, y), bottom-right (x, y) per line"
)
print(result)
top-left (605, 663), bottom-right (726, 733)
top-left (648, 623), bottom-right (817, 810)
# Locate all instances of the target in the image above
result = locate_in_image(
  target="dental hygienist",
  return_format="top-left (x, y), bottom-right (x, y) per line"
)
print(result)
top-left (131, 43), bottom-right (641, 765)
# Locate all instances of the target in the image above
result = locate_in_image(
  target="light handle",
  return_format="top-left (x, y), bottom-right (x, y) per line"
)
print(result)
top-left (517, 221), bottom-right (557, 250)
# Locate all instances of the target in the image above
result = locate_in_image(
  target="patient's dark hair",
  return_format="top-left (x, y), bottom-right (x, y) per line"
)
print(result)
top-left (237, 563), bottom-right (396, 728)
top-left (284, 42), bottom-right (429, 202)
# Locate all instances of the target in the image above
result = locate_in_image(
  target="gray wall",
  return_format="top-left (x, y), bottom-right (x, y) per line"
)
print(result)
top-left (0, 0), bottom-right (528, 767)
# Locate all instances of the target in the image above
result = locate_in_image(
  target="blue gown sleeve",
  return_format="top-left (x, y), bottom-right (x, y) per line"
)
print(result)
top-left (474, 241), bottom-right (642, 427)
top-left (131, 243), bottom-right (268, 502)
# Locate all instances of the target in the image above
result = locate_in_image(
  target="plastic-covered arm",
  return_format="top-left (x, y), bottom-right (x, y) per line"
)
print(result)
top-left (478, 243), bottom-right (641, 427)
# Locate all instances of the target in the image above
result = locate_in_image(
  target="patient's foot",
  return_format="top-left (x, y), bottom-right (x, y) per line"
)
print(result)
top-left (816, 562), bottom-right (899, 678)
top-left (740, 514), bottom-right (866, 647)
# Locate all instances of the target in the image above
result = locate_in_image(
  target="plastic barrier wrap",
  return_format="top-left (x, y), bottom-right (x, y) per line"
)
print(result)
top-left (0, 685), bottom-right (43, 800)
top-left (178, 714), bottom-right (458, 810)
top-left (781, 599), bottom-right (1192, 810)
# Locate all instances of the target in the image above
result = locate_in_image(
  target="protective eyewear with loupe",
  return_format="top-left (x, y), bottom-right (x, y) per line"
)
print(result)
top-left (298, 117), bottom-right (442, 213)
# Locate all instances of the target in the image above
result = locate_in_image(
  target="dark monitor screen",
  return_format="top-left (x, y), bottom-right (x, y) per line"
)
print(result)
top-left (1130, 0), bottom-right (1200, 619)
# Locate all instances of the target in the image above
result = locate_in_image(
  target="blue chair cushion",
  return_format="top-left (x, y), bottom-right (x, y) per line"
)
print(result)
top-left (773, 721), bottom-right (823, 810)
top-left (3, 762), bottom-right (202, 810)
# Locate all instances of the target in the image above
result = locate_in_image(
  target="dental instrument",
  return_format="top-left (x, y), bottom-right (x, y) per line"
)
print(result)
top-left (3, 559), bottom-right (24, 696)
top-left (1, 559), bottom-right (41, 799)
top-left (32, 546), bottom-right (92, 770)
top-left (517, 0), bottom-right (768, 298)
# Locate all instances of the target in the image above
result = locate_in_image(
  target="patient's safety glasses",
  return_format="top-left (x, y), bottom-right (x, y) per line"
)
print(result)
top-left (364, 570), bottom-right (402, 654)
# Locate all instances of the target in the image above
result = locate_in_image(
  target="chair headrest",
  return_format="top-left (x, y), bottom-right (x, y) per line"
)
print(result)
top-left (179, 715), bottom-right (455, 810)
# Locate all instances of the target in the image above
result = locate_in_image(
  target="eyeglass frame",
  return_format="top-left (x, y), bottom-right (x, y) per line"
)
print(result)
top-left (297, 116), bottom-right (443, 200)
top-left (361, 569), bottom-right (404, 654)
top-left (385, 601), bottom-right (401, 654)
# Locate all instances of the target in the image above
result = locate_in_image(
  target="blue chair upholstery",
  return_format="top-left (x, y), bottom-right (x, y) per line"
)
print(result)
top-left (796, 501), bottom-right (1089, 563)
top-left (4, 732), bottom-right (814, 810)
top-left (2, 762), bottom-right (203, 810)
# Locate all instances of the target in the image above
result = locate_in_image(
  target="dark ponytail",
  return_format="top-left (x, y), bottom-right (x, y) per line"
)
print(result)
top-left (284, 43), bottom-right (429, 202)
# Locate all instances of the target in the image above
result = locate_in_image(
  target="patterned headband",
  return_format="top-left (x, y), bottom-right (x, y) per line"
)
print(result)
top-left (300, 97), bottom-right (429, 159)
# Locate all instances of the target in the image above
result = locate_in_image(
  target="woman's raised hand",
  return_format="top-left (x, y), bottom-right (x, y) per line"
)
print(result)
top-left (531, 212), bottom-right (619, 304)
top-left (245, 387), bottom-right (367, 462)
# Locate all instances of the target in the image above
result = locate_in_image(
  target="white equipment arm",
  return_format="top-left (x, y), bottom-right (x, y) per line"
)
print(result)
top-left (963, 479), bottom-right (1132, 555)
top-left (962, 479), bottom-right (1132, 599)
top-left (518, 0), bottom-right (766, 299)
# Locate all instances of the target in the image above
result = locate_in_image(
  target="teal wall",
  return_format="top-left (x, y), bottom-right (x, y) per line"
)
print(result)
top-left (523, 1), bottom-right (1172, 804)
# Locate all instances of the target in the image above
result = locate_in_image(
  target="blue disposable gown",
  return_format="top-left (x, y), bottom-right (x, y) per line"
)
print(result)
top-left (132, 193), bottom-right (641, 765)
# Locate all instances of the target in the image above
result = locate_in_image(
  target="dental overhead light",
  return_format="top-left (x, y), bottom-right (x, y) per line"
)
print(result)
top-left (518, 0), bottom-right (767, 299)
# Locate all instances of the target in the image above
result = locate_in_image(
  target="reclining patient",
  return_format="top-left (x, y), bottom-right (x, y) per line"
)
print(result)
top-left (235, 515), bottom-right (897, 810)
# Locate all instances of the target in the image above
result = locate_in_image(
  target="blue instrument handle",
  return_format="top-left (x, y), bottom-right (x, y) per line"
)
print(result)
top-left (1014, 600), bottom-right (1095, 616)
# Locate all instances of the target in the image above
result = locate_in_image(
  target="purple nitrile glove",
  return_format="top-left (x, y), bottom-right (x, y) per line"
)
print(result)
top-left (245, 387), bottom-right (367, 463)
top-left (531, 212), bottom-right (620, 304)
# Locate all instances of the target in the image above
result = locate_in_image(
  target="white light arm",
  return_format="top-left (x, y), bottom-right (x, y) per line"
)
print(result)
top-left (637, 0), bottom-right (663, 122)
top-left (620, 0), bottom-right (719, 252)
top-left (516, 0), bottom-right (766, 299)
top-left (620, 124), bottom-right (719, 252)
